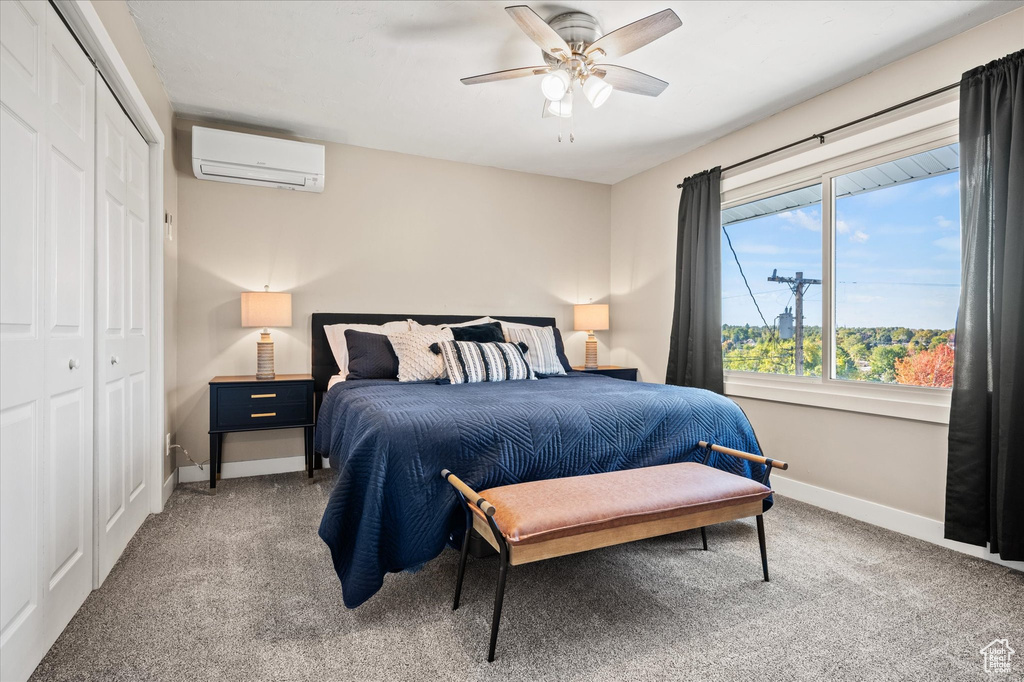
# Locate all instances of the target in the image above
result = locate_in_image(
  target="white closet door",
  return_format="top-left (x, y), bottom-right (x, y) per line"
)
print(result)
top-left (94, 79), bottom-right (149, 585)
top-left (1, 2), bottom-right (95, 680)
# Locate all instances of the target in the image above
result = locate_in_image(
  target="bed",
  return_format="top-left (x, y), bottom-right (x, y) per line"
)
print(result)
top-left (311, 313), bottom-right (769, 608)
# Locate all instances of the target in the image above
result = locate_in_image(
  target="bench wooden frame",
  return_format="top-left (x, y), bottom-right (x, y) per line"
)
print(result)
top-left (442, 441), bottom-right (789, 662)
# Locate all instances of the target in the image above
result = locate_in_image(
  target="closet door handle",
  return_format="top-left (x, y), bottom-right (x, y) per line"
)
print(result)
top-left (68, 358), bottom-right (80, 370)
top-left (110, 355), bottom-right (120, 365)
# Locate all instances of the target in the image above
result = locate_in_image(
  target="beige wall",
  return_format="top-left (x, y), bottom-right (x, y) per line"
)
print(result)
top-left (608, 10), bottom-right (1023, 522)
top-left (173, 119), bottom-right (611, 467)
top-left (93, 0), bottom-right (179, 481)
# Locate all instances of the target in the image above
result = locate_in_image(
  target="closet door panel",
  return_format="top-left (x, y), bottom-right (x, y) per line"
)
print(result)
top-left (101, 380), bottom-right (126, 528)
top-left (126, 129), bottom-right (149, 503)
top-left (40, 0), bottom-right (94, 646)
top-left (0, 106), bottom-right (43, 402)
top-left (48, 389), bottom-right (86, 582)
top-left (0, 3), bottom-right (47, 680)
top-left (129, 373), bottom-right (146, 498)
top-left (0, 404), bottom-right (39, 661)
top-left (94, 80), bottom-right (149, 585)
top-left (1, 3), bottom-right (94, 680)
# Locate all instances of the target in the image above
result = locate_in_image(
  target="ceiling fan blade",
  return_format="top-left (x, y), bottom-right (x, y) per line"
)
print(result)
top-left (461, 65), bottom-right (551, 85)
top-left (592, 64), bottom-right (669, 97)
top-left (505, 5), bottom-right (572, 60)
top-left (585, 9), bottom-right (681, 60)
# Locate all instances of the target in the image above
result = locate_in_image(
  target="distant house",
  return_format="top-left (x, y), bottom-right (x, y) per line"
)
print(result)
top-left (980, 639), bottom-right (1015, 674)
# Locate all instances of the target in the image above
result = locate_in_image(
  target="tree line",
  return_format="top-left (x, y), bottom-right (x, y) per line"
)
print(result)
top-left (721, 324), bottom-right (955, 386)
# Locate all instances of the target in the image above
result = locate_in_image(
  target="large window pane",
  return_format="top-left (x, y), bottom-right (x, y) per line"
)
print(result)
top-left (833, 143), bottom-right (960, 387)
top-left (721, 185), bottom-right (823, 377)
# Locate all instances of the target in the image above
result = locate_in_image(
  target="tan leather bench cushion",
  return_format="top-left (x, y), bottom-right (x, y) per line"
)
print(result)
top-left (480, 462), bottom-right (771, 546)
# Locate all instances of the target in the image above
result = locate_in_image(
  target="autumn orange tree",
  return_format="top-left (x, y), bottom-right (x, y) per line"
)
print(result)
top-left (894, 344), bottom-right (955, 387)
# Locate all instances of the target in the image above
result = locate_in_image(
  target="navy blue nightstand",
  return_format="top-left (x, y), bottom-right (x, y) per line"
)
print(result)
top-left (572, 366), bottom-right (639, 381)
top-left (208, 374), bottom-right (315, 488)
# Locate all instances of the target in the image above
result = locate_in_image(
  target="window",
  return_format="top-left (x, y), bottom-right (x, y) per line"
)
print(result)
top-left (832, 144), bottom-right (960, 386)
top-left (721, 185), bottom-right (823, 376)
top-left (721, 139), bottom-right (961, 391)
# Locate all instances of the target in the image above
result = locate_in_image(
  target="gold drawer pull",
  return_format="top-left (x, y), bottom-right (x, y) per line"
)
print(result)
top-left (250, 412), bottom-right (277, 418)
top-left (251, 393), bottom-right (276, 399)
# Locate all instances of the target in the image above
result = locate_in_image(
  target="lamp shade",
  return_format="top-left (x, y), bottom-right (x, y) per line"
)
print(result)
top-left (574, 304), bottom-right (609, 331)
top-left (241, 290), bottom-right (292, 328)
top-left (540, 70), bottom-right (570, 102)
top-left (583, 76), bottom-right (612, 108)
top-left (547, 93), bottom-right (573, 118)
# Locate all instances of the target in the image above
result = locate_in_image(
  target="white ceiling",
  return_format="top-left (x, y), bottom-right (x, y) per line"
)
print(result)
top-left (126, 0), bottom-right (1021, 184)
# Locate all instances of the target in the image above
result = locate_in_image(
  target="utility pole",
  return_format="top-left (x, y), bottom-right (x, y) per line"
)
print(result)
top-left (768, 270), bottom-right (821, 375)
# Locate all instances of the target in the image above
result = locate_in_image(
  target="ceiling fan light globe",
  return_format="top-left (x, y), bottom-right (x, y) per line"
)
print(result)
top-left (547, 94), bottom-right (573, 118)
top-left (540, 70), bottom-right (570, 101)
top-left (583, 77), bottom-right (612, 108)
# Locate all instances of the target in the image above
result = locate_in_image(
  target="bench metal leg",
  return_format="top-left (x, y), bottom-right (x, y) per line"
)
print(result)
top-left (756, 514), bottom-right (769, 582)
top-left (453, 525), bottom-right (471, 611)
top-left (700, 526), bottom-right (708, 550)
top-left (487, 549), bottom-right (509, 663)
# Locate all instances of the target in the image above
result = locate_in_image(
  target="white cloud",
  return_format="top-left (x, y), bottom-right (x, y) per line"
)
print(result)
top-left (836, 219), bottom-right (851, 234)
top-left (934, 215), bottom-right (955, 229)
top-left (778, 209), bottom-right (821, 232)
top-left (933, 236), bottom-right (960, 252)
top-left (850, 230), bottom-right (870, 243)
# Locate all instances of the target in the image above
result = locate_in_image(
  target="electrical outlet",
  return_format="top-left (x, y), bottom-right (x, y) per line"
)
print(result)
top-left (165, 433), bottom-right (171, 457)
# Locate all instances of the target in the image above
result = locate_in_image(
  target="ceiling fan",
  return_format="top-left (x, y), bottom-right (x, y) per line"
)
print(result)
top-left (461, 5), bottom-right (682, 137)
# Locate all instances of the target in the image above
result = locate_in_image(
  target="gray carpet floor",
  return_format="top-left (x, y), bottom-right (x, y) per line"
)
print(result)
top-left (31, 470), bottom-right (1023, 682)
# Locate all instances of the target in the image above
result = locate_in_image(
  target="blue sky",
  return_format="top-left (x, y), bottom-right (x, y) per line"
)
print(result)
top-left (722, 172), bottom-right (961, 330)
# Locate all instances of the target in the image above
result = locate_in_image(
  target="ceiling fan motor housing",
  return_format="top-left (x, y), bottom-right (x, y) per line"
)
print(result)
top-left (542, 12), bottom-right (602, 67)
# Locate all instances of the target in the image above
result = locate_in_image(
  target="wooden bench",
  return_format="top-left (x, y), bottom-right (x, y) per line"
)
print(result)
top-left (442, 441), bottom-right (789, 662)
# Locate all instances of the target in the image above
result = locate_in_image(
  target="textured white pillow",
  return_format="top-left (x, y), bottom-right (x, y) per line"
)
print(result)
top-left (387, 327), bottom-right (454, 382)
top-left (324, 320), bottom-right (410, 379)
top-left (504, 324), bottom-right (567, 375)
top-left (409, 317), bottom-right (493, 331)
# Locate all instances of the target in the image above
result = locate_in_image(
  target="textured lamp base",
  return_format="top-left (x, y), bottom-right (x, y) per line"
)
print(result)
top-left (584, 332), bottom-right (598, 370)
top-left (256, 331), bottom-right (276, 380)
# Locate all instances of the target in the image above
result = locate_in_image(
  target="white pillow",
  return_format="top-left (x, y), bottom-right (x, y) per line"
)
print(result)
top-left (324, 320), bottom-right (410, 380)
top-left (503, 324), bottom-right (567, 375)
top-left (493, 319), bottom-right (534, 342)
top-left (409, 317), bottom-right (494, 331)
top-left (387, 327), bottom-right (454, 382)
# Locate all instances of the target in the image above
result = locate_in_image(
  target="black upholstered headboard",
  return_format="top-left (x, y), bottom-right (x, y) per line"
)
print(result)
top-left (310, 313), bottom-right (557, 396)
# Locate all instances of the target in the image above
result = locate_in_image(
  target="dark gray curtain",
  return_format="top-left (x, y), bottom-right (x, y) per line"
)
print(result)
top-left (945, 50), bottom-right (1023, 561)
top-left (666, 167), bottom-right (723, 393)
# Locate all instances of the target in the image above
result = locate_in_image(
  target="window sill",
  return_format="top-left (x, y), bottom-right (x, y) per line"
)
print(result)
top-left (724, 373), bottom-right (951, 425)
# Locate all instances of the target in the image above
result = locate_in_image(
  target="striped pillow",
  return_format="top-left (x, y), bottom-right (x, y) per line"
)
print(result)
top-left (436, 341), bottom-right (536, 384)
top-left (504, 325), bottom-right (567, 375)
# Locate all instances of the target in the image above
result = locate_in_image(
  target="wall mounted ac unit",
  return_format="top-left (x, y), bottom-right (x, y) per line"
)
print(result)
top-left (192, 126), bottom-right (325, 193)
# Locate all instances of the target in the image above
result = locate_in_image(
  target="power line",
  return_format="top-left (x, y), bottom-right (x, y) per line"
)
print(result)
top-left (722, 225), bottom-right (776, 341)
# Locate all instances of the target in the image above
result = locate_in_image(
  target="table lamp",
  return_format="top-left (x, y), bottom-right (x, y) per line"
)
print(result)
top-left (241, 286), bottom-right (292, 380)
top-left (574, 304), bottom-right (609, 370)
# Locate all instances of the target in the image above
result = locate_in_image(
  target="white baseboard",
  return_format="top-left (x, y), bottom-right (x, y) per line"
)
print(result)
top-left (771, 475), bottom-right (1023, 572)
top-left (177, 455), bottom-right (330, 484)
top-left (162, 468), bottom-right (177, 506)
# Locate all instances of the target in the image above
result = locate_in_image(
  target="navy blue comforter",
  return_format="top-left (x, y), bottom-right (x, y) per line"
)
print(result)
top-left (316, 373), bottom-right (768, 607)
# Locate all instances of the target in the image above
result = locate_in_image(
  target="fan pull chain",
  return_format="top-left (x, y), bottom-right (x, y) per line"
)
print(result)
top-left (570, 105), bottom-right (575, 143)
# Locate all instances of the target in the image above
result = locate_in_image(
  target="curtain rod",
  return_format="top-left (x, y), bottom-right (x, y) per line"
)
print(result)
top-left (675, 81), bottom-right (959, 188)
